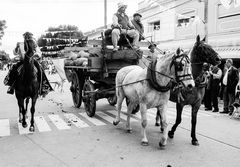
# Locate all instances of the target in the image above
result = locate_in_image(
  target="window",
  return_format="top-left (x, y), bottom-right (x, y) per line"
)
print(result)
top-left (177, 10), bottom-right (195, 27)
top-left (177, 16), bottom-right (195, 27)
top-left (148, 20), bottom-right (160, 32)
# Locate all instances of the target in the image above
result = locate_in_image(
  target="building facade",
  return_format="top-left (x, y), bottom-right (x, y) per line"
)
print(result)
top-left (139, 0), bottom-right (240, 66)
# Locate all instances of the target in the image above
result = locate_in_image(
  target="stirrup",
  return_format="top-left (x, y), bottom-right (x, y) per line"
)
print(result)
top-left (7, 87), bottom-right (14, 94)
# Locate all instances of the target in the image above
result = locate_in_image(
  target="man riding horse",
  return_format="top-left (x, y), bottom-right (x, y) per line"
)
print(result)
top-left (4, 32), bottom-right (53, 96)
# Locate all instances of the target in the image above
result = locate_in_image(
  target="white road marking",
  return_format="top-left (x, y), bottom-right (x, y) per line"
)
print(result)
top-left (18, 119), bottom-right (33, 135)
top-left (35, 116), bottom-right (51, 132)
top-left (79, 112), bottom-right (106, 126)
top-left (0, 119), bottom-right (10, 137)
top-left (64, 113), bottom-right (89, 128)
top-left (109, 110), bottom-right (138, 122)
top-left (48, 115), bottom-right (71, 130)
top-left (96, 112), bottom-right (115, 123)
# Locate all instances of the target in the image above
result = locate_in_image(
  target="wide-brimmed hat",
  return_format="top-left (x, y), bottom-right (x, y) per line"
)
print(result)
top-left (133, 13), bottom-right (142, 18)
top-left (148, 43), bottom-right (156, 49)
top-left (118, 2), bottom-right (127, 9)
top-left (23, 32), bottom-right (33, 38)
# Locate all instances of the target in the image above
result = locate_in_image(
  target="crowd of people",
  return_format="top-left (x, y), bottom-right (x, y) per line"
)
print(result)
top-left (203, 59), bottom-right (240, 116)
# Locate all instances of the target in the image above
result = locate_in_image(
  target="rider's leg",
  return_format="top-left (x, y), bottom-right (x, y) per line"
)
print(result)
top-left (6, 62), bottom-right (23, 94)
top-left (111, 29), bottom-right (120, 51)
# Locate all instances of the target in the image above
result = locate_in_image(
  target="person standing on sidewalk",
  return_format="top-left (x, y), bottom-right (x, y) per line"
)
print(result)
top-left (220, 59), bottom-right (239, 114)
top-left (209, 64), bottom-right (222, 112)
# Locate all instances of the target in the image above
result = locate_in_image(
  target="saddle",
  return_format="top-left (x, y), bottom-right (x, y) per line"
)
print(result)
top-left (104, 29), bottom-right (134, 48)
top-left (17, 63), bottom-right (38, 78)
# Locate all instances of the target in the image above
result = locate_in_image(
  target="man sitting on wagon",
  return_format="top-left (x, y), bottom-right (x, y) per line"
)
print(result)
top-left (111, 2), bottom-right (140, 51)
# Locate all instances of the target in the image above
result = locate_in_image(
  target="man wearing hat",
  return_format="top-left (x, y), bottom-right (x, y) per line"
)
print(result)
top-left (4, 32), bottom-right (53, 96)
top-left (147, 43), bottom-right (158, 60)
top-left (131, 13), bottom-right (144, 41)
top-left (111, 2), bottom-right (140, 51)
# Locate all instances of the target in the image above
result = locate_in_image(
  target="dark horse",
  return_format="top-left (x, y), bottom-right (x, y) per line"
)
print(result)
top-left (156, 35), bottom-right (221, 145)
top-left (15, 53), bottom-right (40, 132)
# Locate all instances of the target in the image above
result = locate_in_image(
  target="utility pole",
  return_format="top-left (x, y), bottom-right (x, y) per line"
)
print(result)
top-left (104, 0), bottom-right (107, 29)
top-left (203, 0), bottom-right (208, 43)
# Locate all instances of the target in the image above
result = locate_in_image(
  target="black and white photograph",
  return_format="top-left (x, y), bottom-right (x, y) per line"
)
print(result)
top-left (0, 0), bottom-right (240, 166)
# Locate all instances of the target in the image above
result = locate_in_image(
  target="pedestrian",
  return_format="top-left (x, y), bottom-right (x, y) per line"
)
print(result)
top-left (111, 2), bottom-right (140, 51)
top-left (209, 64), bottom-right (222, 112)
top-left (147, 43), bottom-right (158, 59)
top-left (220, 59), bottom-right (239, 115)
top-left (203, 63), bottom-right (212, 110)
top-left (131, 13), bottom-right (144, 41)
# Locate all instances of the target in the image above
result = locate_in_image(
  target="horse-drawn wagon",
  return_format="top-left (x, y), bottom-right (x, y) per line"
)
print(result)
top-left (64, 32), bottom-right (143, 117)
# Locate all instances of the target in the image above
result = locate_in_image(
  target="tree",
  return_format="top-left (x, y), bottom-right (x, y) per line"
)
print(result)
top-left (37, 25), bottom-right (87, 57)
top-left (0, 20), bottom-right (7, 41)
top-left (0, 50), bottom-right (10, 62)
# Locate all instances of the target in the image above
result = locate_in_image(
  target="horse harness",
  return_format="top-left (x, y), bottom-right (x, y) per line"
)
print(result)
top-left (147, 53), bottom-right (193, 92)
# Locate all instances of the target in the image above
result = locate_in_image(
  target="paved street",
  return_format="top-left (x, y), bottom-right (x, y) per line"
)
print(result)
top-left (0, 71), bottom-right (239, 167)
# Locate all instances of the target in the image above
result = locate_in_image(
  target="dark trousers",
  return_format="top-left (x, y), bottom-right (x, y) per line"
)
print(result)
top-left (211, 82), bottom-right (220, 111)
top-left (204, 88), bottom-right (212, 109)
top-left (223, 86), bottom-right (235, 112)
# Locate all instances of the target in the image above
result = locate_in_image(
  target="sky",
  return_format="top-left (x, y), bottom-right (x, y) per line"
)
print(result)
top-left (0, 0), bottom-right (142, 57)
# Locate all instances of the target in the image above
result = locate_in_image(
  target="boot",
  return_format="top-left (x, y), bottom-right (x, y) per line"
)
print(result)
top-left (7, 86), bottom-right (14, 94)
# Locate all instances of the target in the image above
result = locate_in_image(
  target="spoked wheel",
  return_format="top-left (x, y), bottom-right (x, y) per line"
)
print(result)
top-left (70, 71), bottom-right (82, 108)
top-left (107, 94), bottom-right (117, 106)
top-left (83, 80), bottom-right (96, 117)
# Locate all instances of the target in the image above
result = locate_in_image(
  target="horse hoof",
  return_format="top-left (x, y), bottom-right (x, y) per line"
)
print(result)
top-left (160, 128), bottom-right (164, 133)
top-left (29, 126), bottom-right (35, 132)
top-left (192, 140), bottom-right (199, 146)
top-left (141, 141), bottom-right (149, 146)
top-left (126, 129), bottom-right (132, 133)
top-left (22, 123), bottom-right (28, 128)
top-left (168, 131), bottom-right (174, 139)
top-left (113, 120), bottom-right (120, 126)
top-left (159, 142), bottom-right (166, 149)
top-left (155, 122), bottom-right (160, 126)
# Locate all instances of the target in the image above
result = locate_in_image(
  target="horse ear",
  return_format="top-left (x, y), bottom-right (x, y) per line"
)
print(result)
top-left (202, 36), bottom-right (206, 42)
top-left (176, 48), bottom-right (181, 55)
top-left (196, 35), bottom-right (200, 43)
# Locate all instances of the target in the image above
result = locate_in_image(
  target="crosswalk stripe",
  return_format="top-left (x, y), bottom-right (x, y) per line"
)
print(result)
top-left (79, 112), bottom-right (106, 126)
top-left (96, 112), bottom-right (115, 123)
top-left (0, 119), bottom-right (10, 137)
top-left (18, 119), bottom-right (34, 135)
top-left (48, 115), bottom-right (71, 130)
top-left (109, 110), bottom-right (138, 122)
top-left (35, 116), bottom-right (51, 132)
top-left (64, 113), bottom-right (89, 128)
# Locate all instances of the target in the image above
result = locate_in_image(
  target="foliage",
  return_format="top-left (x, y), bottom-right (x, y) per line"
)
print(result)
top-left (37, 25), bottom-right (87, 57)
top-left (0, 50), bottom-right (10, 62)
top-left (0, 20), bottom-right (7, 40)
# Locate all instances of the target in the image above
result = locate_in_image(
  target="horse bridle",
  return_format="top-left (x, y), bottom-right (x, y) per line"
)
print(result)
top-left (171, 53), bottom-right (193, 87)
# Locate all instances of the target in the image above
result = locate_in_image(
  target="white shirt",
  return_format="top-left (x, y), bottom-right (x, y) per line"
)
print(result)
top-left (212, 68), bottom-right (222, 80)
top-left (222, 66), bottom-right (232, 86)
top-left (13, 42), bottom-right (25, 59)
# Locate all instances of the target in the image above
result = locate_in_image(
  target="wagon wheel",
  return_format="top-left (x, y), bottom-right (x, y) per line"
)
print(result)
top-left (107, 94), bottom-right (117, 106)
top-left (83, 80), bottom-right (96, 117)
top-left (70, 71), bottom-right (82, 108)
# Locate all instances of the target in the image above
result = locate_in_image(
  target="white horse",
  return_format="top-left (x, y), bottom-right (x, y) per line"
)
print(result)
top-left (113, 48), bottom-right (195, 148)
